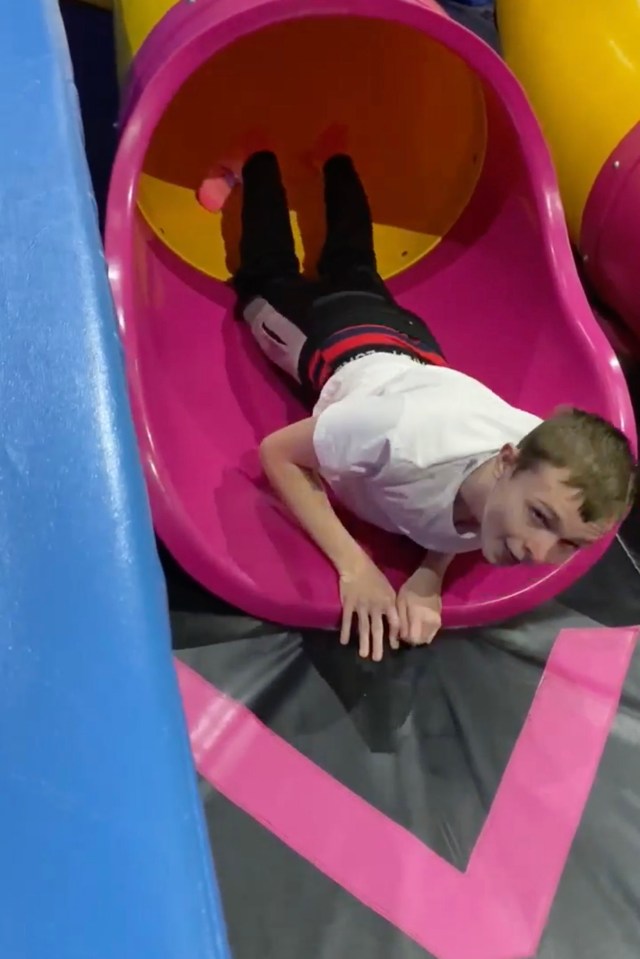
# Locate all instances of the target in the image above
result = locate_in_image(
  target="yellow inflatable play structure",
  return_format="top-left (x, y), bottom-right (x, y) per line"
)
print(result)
top-left (498, 0), bottom-right (640, 339)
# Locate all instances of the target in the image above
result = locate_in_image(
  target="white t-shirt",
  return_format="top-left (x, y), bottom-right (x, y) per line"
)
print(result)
top-left (312, 354), bottom-right (542, 554)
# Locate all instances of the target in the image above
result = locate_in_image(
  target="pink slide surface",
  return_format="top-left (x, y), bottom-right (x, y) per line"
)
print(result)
top-left (106, 0), bottom-right (635, 630)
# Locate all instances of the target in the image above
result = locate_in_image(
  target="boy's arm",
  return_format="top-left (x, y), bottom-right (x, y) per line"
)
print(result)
top-left (259, 417), bottom-right (400, 660)
top-left (259, 417), bottom-right (366, 576)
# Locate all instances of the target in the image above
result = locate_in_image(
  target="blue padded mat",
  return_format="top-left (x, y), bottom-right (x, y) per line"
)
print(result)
top-left (0, 2), bottom-right (229, 957)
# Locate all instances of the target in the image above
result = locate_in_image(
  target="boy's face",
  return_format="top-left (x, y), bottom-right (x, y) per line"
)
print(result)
top-left (480, 446), bottom-right (614, 567)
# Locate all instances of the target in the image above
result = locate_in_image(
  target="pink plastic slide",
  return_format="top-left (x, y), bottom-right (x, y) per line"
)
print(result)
top-left (106, 0), bottom-right (635, 630)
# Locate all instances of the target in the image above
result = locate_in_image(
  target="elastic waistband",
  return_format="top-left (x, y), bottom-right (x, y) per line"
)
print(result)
top-left (304, 323), bottom-right (447, 392)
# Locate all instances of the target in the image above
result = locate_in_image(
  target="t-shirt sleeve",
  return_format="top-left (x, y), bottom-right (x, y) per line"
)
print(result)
top-left (312, 396), bottom-right (401, 478)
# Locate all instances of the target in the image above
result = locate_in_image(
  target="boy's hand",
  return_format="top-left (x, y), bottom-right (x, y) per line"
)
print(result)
top-left (397, 567), bottom-right (443, 646)
top-left (339, 559), bottom-right (400, 662)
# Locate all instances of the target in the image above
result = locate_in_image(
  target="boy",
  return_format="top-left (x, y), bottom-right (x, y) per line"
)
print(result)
top-left (205, 136), bottom-right (637, 661)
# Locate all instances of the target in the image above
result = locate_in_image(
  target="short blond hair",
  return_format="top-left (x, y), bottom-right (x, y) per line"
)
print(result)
top-left (516, 408), bottom-right (637, 523)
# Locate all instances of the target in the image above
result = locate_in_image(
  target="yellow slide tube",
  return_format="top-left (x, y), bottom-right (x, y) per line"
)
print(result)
top-left (497, 0), bottom-right (640, 242)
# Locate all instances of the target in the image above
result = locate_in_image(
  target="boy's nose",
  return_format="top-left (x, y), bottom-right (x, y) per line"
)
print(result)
top-left (525, 530), bottom-right (557, 564)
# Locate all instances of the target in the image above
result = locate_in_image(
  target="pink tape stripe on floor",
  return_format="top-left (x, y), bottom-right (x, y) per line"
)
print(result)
top-left (177, 626), bottom-right (637, 959)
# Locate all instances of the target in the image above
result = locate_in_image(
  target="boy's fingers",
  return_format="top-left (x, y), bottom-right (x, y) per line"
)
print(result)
top-left (371, 612), bottom-right (385, 662)
top-left (409, 609), bottom-right (424, 645)
top-left (397, 598), bottom-right (410, 640)
top-left (387, 606), bottom-right (400, 649)
top-left (357, 607), bottom-right (371, 659)
top-left (340, 603), bottom-right (354, 645)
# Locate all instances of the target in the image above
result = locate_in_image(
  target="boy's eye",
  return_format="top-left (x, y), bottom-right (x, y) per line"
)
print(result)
top-left (530, 506), bottom-right (547, 526)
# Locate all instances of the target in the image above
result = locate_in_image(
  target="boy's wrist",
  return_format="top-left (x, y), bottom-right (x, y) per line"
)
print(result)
top-left (418, 551), bottom-right (453, 580)
top-left (406, 564), bottom-right (443, 595)
top-left (335, 543), bottom-right (372, 579)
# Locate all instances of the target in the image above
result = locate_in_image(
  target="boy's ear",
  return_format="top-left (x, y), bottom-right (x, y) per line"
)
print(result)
top-left (495, 443), bottom-right (519, 476)
top-left (551, 403), bottom-right (575, 417)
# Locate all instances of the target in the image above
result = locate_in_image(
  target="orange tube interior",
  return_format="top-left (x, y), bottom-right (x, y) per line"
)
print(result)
top-left (138, 16), bottom-right (486, 281)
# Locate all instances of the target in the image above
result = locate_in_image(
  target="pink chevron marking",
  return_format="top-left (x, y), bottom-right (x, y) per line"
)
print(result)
top-left (177, 627), bottom-right (637, 958)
